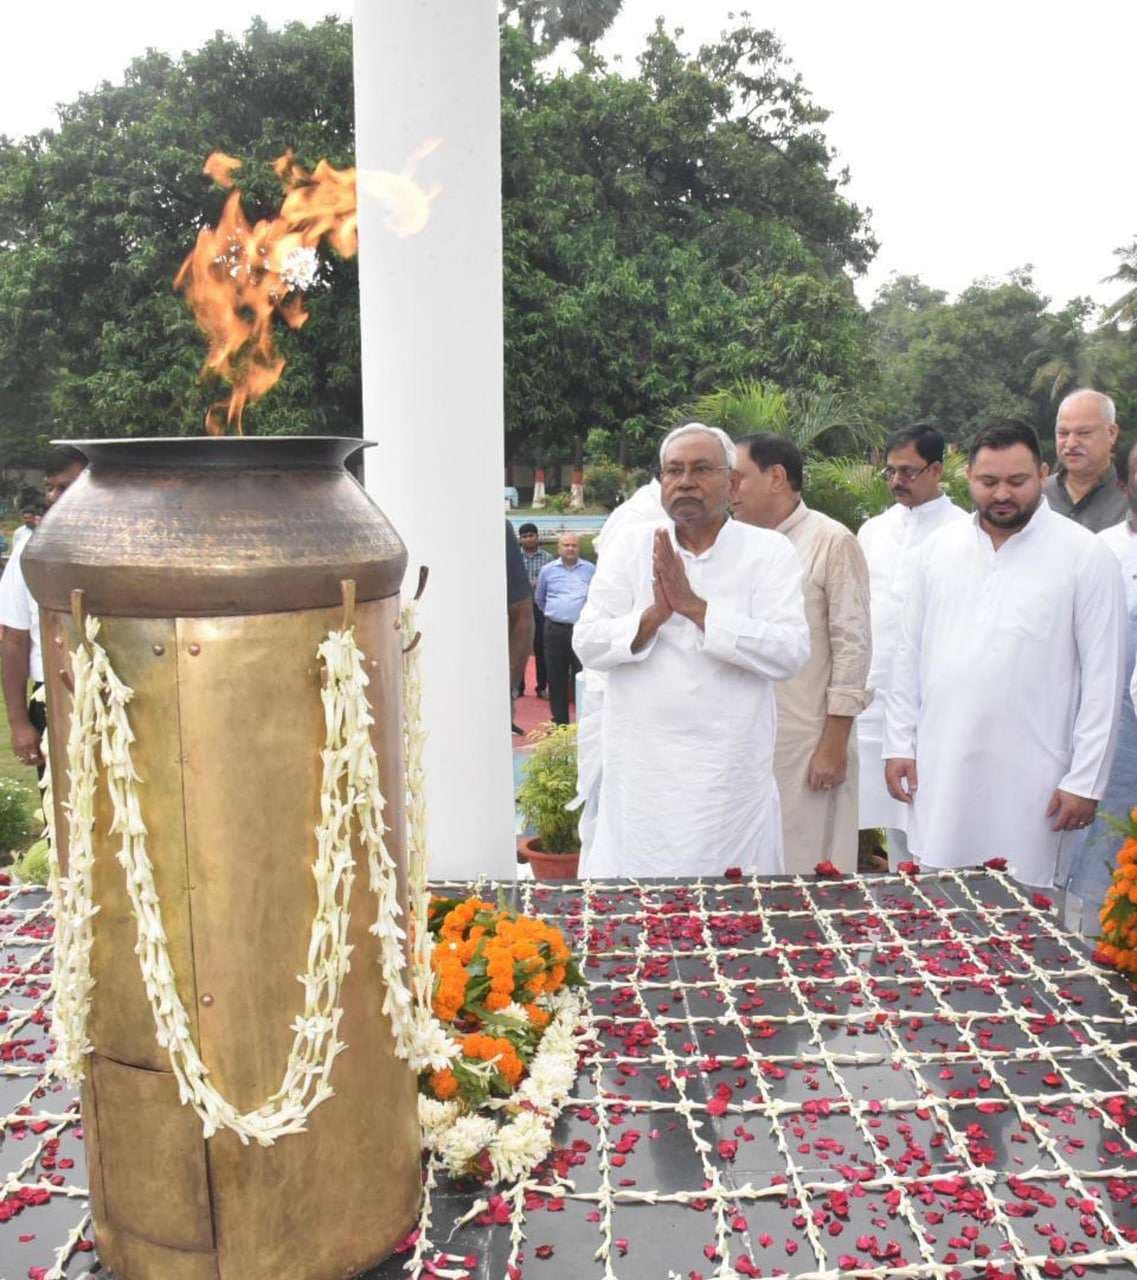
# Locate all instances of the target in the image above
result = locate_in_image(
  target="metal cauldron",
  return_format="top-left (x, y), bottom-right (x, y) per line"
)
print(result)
top-left (23, 436), bottom-right (421, 1280)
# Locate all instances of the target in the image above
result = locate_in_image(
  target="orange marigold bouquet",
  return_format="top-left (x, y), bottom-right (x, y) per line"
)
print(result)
top-left (424, 894), bottom-right (584, 1110)
top-left (1094, 811), bottom-right (1137, 972)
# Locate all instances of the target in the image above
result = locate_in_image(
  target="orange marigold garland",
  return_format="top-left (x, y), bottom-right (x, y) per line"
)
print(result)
top-left (1095, 813), bottom-right (1137, 972)
top-left (418, 893), bottom-right (586, 1183)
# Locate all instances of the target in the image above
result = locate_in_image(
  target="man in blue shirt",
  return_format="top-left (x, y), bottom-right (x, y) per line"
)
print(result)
top-left (535, 533), bottom-right (596, 725)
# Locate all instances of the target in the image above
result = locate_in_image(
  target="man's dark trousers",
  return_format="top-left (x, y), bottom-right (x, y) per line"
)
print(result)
top-left (516, 602), bottom-right (548, 697)
top-left (544, 619), bottom-right (580, 725)
top-left (532, 602), bottom-right (548, 693)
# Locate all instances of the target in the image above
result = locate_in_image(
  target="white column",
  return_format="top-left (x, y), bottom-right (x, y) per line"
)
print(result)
top-left (353, 1), bottom-right (515, 879)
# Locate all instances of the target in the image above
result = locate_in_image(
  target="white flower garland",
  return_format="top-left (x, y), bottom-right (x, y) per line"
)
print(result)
top-left (417, 987), bottom-right (586, 1184)
top-left (45, 604), bottom-right (579, 1172)
top-left (401, 603), bottom-right (585, 1187)
top-left (48, 616), bottom-right (422, 1145)
top-left (400, 602), bottom-right (458, 1072)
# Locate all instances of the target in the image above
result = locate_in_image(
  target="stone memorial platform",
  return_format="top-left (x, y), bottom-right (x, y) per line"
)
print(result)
top-left (1, 870), bottom-right (1135, 1279)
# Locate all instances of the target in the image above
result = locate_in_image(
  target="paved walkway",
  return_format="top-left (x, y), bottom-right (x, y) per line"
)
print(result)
top-left (512, 656), bottom-right (574, 744)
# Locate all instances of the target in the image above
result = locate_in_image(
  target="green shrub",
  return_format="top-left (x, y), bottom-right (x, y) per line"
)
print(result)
top-left (516, 723), bottom-right (580, 854)
top-left (12, 838), bottom-right (50, 886)
top-left (543, 491), bottom-right (571, 514)
top-left (583, 461), bottom-right (625, 512)
top-left (0, 779), bottom-right (34, 854)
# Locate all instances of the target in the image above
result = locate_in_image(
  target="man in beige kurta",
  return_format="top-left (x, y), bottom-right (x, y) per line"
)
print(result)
top-left (734, 434), bottom-right (872, 871)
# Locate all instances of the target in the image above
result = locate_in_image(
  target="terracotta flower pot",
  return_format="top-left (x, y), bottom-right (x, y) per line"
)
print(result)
top-left (518, 835), bottom-right (579, 880)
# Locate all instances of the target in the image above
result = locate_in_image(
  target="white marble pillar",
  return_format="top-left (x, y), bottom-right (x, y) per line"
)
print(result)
top-left (353, 1), bottom-right (515, 879)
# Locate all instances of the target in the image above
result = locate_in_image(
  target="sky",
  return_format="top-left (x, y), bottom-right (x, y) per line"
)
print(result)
top-left (3, 0), bottom-right (1135, 312)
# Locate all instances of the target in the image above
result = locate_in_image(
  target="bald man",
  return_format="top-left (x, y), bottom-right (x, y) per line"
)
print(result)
top-left (1043, 389), bottom-right (1127, 532)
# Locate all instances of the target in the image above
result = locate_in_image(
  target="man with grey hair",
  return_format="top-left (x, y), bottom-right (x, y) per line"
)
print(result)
top-left (1043, 388), bottom-right (1127, 532)
top-left (573, 422), bottom-right (810, 876)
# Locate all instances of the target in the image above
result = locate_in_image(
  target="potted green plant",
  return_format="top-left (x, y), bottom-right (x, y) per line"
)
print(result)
top-left (516, 722), bottom-right (581, 878)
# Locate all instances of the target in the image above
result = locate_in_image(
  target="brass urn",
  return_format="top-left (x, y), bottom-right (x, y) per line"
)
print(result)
top-left (23, 437), bottom-right (421, 1280)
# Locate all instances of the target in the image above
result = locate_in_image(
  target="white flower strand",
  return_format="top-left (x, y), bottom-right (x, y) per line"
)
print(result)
top-left (401, 603), bottom-right (458, 1071)
top-left (47, 616), bottom-right (423, 1145)
top-left (47, 648), bottom-right (101, 1083)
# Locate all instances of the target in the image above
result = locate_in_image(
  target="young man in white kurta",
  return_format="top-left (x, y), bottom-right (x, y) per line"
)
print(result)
top-left (856, 426), bottom-right (967, 864)
top-left (884, 421), bottom-right (1126, 888)
top-left (574, 425), bottom-right (809, 878)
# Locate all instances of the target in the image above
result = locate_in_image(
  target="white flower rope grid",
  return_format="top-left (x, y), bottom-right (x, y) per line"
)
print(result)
top-left (3, 865), bottom-right (1137, 1275)
top-left (46, 612), bottom-right (428, 1145)
top-left (399, 871), bottom-right (1137, 1280)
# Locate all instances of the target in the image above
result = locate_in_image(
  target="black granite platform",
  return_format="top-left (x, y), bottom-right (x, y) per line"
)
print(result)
top-left (2, 872), bottom-right (1136, 1280)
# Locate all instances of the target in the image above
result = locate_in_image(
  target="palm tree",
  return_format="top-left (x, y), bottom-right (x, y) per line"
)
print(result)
top-left (689, 378), bottom-right (882, 455)
top-left (1104, 239), bottom-right (1137, 329)
top-left (1025, 299), bottom-right (1102, 403)
top-left (689, 380), bottom-right (790, 437)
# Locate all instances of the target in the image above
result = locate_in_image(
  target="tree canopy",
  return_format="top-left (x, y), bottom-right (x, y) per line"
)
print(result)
top-left (0, 14), bottom-right (876, 469)
top-left (3, 15), bottom-right (1137, 475)
top-left (501, 19), bottom-right (876, 466)
top-left (868, 269), bottom-right (1137, 456)
top-left (0, 18), bottom-right (358, 463)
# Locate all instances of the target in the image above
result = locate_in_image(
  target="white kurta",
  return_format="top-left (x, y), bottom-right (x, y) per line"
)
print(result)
top-left (884, 501), bottom-right (1126, 887)
top-left (574, 479), bottom-right (670, 858)
top-left (856, 495), bottom-right (967, 831)
top-left (573, 518), bottom-right (810, 877)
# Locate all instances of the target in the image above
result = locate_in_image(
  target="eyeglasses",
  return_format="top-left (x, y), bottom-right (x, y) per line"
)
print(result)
top-left (661, 463), bottom-right (730, 481)
top-left (880, 463), bottom-right (932, 482)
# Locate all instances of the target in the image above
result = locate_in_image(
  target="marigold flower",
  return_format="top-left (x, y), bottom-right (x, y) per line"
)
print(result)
top-left (430, 1069), bottom-right (459, 1100)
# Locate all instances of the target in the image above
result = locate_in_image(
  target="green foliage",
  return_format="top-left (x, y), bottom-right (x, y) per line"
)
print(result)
top-left (501, 18), bottom-right (876, 469)
top-left (583, 460), bottom-right (624, 511)
top-left (501, 0), bottom-right (624, 51)
top-left (542, 491), bottom-right (572, 514)
top-left (11, 838), bottom-right (50, 886)
top-left (0, 779), bottom-right (35, 853)
top-left (584, 426), bottom-right (616, 462)
top-left (869, 270), bottom-right (1053, 443)
top-left (691, 378), bottom-right (882, 456)
top-left (0, 14), bottom-right (879, 469)
top-left (0, 18), bottom-right (359, 454)
top-left (516, 723), bottom-right (580, 854)
top-left (1026, 299), bottom-right (1104, 404)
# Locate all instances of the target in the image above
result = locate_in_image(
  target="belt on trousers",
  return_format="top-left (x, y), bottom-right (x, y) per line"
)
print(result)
top-left (546, 619), bottom-right (575, 628)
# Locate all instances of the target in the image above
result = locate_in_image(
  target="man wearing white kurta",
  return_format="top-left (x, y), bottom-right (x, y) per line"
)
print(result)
top-left (884, 420), bottom-right (1126, 888)
top-left (574, 424), bottom-right (810, 877)
top-left (857, 425), bottom-right (967, 865)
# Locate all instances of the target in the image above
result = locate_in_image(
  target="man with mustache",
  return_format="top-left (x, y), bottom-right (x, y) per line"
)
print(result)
top-left (573, 423), bottom-right (809, 877)
top-left (856, 425), bottom-right (967, 867)
top-left (883, 420), bottom-right (1126, 888)
top-left (1043, 388), bottom-right (1126, 532)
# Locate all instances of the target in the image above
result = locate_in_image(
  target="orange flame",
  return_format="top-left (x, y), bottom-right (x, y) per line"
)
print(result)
top-left (175, 144), bottom-right (438, 435)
